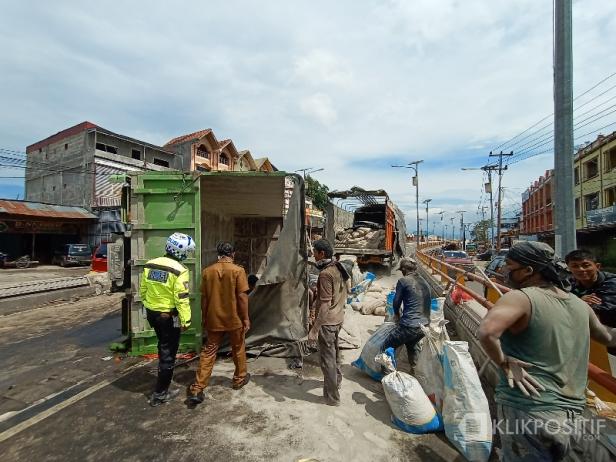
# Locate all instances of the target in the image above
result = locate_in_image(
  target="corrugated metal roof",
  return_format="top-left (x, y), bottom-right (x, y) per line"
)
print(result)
top-left (0, 200), bottom-right (97, 220)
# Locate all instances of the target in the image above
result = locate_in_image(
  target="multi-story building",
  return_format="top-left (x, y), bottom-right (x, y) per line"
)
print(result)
top-left (25, 121), bottom-right (179, 244)
top-left (26, 121), bottom-right (179, 208)
top-left (163, 129), bottom-right (239, 172)
top-left (520, 131), bottom-right (616, 264)
top-left (574, 131), bottom-right (616, 229)
top-left (520, 169), bottom-right (553, 240)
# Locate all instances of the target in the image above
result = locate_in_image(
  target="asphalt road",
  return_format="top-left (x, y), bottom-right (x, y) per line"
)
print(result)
top-left (0, 274), bottom-right (465, 462)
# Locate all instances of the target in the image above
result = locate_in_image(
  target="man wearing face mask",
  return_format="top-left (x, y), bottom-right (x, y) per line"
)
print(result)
top-left (478, 241), bottom-right (616, 461)
top-left (308, 239), bottom-right (350, 406)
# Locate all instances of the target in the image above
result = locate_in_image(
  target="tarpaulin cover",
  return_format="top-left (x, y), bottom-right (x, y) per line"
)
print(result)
top-left (244, 179), bottom-right (309, 357)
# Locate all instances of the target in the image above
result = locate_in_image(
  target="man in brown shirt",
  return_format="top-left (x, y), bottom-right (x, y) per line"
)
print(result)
top-left (308, 239), bottom-right (349, 406)
top-left (189, 242), bottom-right (250, 405)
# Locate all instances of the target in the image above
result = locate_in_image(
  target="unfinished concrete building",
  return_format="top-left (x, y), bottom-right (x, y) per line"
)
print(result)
top-left (25, 121), bottom-right (180, 245)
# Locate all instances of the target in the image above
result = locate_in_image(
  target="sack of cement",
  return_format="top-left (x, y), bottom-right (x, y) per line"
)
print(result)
top-left (442, 341), bottom-right (492, 462)
top-left (415, 324), bottom-right (449, 413)
top-left (352, 322), bottom-right (396, 380)
top-left (373, 305), bottom-right (386, 316)
top-left (360, 298), bottom-right (385, 315)
top-left (376, 351), bottom-right (443, 434)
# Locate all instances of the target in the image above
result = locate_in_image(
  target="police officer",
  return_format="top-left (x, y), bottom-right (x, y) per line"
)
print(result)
top-left (140, 232), bottom-right (195, 407)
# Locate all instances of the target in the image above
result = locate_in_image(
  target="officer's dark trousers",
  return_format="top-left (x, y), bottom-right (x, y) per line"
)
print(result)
top-left (146, 309), bottom-right (181, 393)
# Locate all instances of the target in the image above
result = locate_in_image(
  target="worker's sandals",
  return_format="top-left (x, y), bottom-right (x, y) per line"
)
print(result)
top-left (232, 373), bottom-right (251, 390)
top-left (149, 388), bottom-right (180, 407)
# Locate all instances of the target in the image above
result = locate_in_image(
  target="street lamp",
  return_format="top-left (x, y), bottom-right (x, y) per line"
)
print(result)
top-left (392, 160), bottom-right (424, 246)
top-left (295, 167), bottom-right (324, 180)
top-left (423, 199), bottom-right (432, 241)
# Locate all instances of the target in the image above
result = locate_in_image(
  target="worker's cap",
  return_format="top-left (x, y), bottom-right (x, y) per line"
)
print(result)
top-left (397, 258), bottom-right (417, 272)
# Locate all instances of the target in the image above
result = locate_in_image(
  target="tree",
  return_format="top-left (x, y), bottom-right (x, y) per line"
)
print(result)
top-left (472, 220), bottom-right (492, 244)
top-left (305, 175), bottom-right (330, 211)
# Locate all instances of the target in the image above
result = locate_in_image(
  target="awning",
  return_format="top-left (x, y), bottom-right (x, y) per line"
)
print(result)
top-left (0, 200), bottom-right (97, 220)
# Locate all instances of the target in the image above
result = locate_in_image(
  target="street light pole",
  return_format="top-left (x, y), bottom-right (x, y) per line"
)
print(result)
top-left (457, 210), bottom-right (467, 249)
top-left (294, 167), bottom-right (324, 181)
top-left (443, 224), bottom-right (448, 242)
top-left (392, 160), bottom-right (424, 246)
top-left (554, 0), bottom-right (576, 256)
top-left (450, 217), bottom-right (455, 240)
top-left (423, 198), bottom-right (432, 241)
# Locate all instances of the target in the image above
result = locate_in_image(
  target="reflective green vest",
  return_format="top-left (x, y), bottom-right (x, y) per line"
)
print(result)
top-left (139, 256), bottom-right (191, 327)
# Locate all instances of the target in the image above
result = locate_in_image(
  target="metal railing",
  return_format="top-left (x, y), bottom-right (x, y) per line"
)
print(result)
top-left (416, 245), bottom-right (616, 399)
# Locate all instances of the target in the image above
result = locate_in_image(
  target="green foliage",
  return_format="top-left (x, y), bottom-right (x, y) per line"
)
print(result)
top-left (305, 176), bottom-right (330, 211)
top-left (472, 219), bottom-right (492, 243)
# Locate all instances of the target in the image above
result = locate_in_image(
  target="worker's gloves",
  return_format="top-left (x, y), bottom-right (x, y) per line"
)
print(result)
top-left (501, 356), bottom-right (546, 398)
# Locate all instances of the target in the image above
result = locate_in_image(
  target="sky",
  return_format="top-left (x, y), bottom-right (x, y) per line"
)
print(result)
top-left (1, 0), bottom-right (615, 237)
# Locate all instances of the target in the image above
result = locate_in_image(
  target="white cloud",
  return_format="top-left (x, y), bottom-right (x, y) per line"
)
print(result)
top-left (0, 0), bottom-right (614, 230)
top-left (300, 93), bottom-right (338, 125)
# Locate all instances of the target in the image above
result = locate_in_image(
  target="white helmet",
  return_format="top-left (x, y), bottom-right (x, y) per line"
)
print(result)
top-left (165, 233), bottom-right (196, 261)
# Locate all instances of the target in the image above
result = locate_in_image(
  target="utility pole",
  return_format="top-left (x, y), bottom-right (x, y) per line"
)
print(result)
top-left (489, 151), bottom-right (513, 251)
top-left (462, 165), bottom-right (498, 248)
top-left (423, 199), bottom-right (432, 241)
top-left (450, 217), bottom-right (455, 240)
top-left (392, 160), bottom-right (424, 246)
top-left (554, 0), bottom-right (576, 256)
top-left (456, 210), bottom-right (467, 249)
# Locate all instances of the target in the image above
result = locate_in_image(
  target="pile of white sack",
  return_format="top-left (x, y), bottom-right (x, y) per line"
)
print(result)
top-left (335, 227), bottom-right (385, 249)
top-left (348, 280), bottom-right (393, 316)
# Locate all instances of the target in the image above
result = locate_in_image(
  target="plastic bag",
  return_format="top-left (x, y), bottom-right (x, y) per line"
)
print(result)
top-left (376, 351), bottom-right (443, 434)
top-left (450, 286), bottom-right (473, 305)
top-left (429, 297), bottom-right (446, 329)
top-left (442, 341), bottom-right (492, 462)
top-left (352, 322), bottom-right (396, 380)
top-left (414, 322), bottom-right (449, 413)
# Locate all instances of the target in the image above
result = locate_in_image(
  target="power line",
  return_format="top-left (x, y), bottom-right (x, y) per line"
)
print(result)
top-left (490, 71), bottom-right (616, 154)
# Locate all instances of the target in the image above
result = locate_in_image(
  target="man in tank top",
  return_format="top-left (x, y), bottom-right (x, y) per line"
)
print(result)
top-left (478, 241), bottom-right (616, 461)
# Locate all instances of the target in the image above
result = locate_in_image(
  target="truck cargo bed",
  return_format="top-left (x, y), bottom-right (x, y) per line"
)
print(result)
top-left (334, 247), bottom-right (392, 256)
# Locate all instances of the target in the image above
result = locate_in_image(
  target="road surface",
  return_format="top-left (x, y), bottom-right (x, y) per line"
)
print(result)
top-left (0, 273), bottom-right (464, 462)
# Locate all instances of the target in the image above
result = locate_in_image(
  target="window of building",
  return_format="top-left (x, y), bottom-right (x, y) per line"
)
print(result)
top-left (63, 184), bottom-right (67, 189)
top-left (574, 167), bottom-right (579, 185)
top-left (584, 157), bottom-right (599, 180)
top-left (64, 143), bottom-right (68, 150)
top-left (131, 149), bottom-right (142, 160)
top-left (196, 165), bottom-right (209, 172)
top-left (575, 198), bottom-right (580, 218)
top-left (153, 158), bottom-right (169, 167)
top-left (196, 144), bottom-right (210, 159)
top-left (38, 148), bottom-right (42, 153)
top-left (605, 148), bottom-right (616, 172)
top-left (95, 142), bottom-right (118, 154)
top-left (545, 184), bottom-right (552, 205)
top-left (219, 153), bottom-right (229, 166)
top-left (584, 192), bottom-right (599, 212)
top-left (605, 186), bottom-right (616, 207)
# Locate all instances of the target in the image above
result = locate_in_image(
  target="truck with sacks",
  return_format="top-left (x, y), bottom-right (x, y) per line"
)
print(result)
top-left (326, 187), bottom-right (406, 272)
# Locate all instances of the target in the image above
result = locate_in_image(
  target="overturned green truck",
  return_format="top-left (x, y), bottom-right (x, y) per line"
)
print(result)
top-left (108, 171), bottom-right (309, 356)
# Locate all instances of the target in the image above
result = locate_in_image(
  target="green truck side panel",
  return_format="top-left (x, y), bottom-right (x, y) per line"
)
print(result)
top-left (129, 172), bottom-right (202, 356)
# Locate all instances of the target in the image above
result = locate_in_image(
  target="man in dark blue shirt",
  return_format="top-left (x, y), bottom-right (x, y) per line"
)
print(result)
top-left (382, 258), bottom-right (431, 368)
